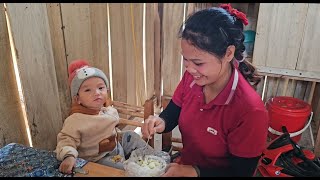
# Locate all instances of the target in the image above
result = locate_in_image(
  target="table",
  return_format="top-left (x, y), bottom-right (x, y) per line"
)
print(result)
top-left (74, 162), bottom-right (126, 177)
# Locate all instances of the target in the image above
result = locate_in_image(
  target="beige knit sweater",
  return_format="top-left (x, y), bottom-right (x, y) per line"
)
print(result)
top-left (55, 106), bottom-right (119, 162)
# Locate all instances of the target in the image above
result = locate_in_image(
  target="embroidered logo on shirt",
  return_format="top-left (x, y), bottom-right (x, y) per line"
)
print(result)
top-left (207, 127), bottom-right (218, 135)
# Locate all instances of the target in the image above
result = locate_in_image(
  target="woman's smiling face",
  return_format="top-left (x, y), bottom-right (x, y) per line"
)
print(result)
top-left (181, 39), bottom-right (231, 87)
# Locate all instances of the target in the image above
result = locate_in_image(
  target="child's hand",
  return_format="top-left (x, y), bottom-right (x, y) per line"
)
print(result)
top-left (59, 156), bottom-right (76, 174)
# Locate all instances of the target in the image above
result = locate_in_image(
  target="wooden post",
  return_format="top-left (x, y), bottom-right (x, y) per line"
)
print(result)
top-left (314, 100), bottom-right (320, 156)
top-left (308, 81), bottom-right (320, 156)
top-left (282, 78), bottom-right (289, 96)
top-left (271, 78), bottom-right (280, 97)
top-left (154, 3), bottom-right (161, 106)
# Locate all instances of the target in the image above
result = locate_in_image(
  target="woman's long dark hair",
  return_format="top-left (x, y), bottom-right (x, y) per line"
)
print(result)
top-left (178, 6), bottom-right (261, 87)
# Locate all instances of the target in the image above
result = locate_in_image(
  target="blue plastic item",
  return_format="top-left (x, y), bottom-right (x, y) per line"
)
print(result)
top-left (244, 30), bottom-right (256, 55)
top-left (244, 30), bottom-right (256, 43)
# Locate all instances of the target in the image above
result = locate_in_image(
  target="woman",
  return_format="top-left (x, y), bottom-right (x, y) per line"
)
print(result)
top-left (142, 4), bottom-right (269, 177)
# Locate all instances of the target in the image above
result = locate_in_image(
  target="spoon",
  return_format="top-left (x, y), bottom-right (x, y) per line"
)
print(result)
top-left (142, 134), bottom-right (151, 160)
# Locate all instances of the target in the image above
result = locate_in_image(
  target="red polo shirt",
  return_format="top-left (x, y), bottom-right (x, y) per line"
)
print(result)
top-left (172, 67), bottom-right (269, 168)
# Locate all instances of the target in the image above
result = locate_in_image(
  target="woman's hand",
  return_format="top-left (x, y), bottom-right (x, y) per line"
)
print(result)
top-left (161, 163), bottom-right (198, 177)
top-left (59, 156), bottom-right (76, 174)
top-left (141, 115), bottom-right (165, 138)
top-left (105, 94), bottom-right (113, 107)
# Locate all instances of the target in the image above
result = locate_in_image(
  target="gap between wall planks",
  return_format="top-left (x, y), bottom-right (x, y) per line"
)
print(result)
top-left (0, 4), bottom-right (29, 148)
top-left (6, 3), bottom-right (63, 150)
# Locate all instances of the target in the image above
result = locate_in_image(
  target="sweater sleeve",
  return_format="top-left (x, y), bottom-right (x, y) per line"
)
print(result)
top-left (104, 106), bottom-right (120, 120)
top-left (55, 117), bottom-right (81, 161)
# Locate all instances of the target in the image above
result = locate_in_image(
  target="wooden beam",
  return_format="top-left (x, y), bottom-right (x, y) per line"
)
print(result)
top-left (256, 66), bottom-right (320, 82)
top-left (113, 101), bottom-right (144, 111)
top-left (118, 118), bottom-right (143, 127)
top-left (116, 108), bottom-right (144, 118)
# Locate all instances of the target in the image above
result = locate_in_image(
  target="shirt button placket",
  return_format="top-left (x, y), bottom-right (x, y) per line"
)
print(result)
top-left (200, 108), bottom-right (203, 111)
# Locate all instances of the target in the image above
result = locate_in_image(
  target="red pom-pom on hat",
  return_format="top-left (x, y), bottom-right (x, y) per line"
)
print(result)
top-left (68, 59), bottom-right (90, 85)
top-left (68, 59), bottom-right (110, 98)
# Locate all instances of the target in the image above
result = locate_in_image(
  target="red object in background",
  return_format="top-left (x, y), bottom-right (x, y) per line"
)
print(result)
top-left (219, 3), bottom-right (249, 26)
top-left (257, 136), bottom-right (315, 177)
top-left (266, 96), bottom-right (311, 142)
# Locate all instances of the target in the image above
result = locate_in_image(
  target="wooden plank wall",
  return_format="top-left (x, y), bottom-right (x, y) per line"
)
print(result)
top-left (296, 4), bottom-right (320, 73)
top-left (0, 3), bottom-right (157, 149)
top-left (253, 3), bottom-right (320, 155)
top-left (154, 4), bottom-right (161, 106)
top-left (145, 3), bottom-right (156, 101)
top-left (108, 3), bottom-right (154, 106)
top-left (0, 4), bottom-right (29, 147)
top-left (108, 4), bottom-right (128, 103)
top-left (5, 3), bottom-right (63, 150)
top-left (161, 3), bottom-right (185, 96)
top-left (253, 3), bottom-right (320, 125)
top-left (46, 4), bottom-right (70, 122)
top-left (1, 3), bottom-right (320, 154)
top-left (253, 3), bottom-right (308, 69)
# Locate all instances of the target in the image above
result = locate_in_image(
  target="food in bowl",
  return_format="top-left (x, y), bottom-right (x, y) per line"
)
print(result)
top-left (123, 155), bottom-right (168, 177)
top-left (111, 154), bottom-right (123, 163)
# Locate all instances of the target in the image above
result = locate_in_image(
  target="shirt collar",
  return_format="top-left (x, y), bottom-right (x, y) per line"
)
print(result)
top-left (192, 67), bottom-right (239, 107)
top-left (211, 68), bottom-right (238, 106)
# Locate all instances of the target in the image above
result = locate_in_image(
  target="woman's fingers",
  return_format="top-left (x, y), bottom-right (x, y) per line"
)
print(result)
top-left (142, 115), bottom-right (156, 137)
top-left (154, 118), bottom-right (165, 133)
top-left (148, 118), bottom-right (156, 135)
top-left (142, 115), bottom-right (166, 139)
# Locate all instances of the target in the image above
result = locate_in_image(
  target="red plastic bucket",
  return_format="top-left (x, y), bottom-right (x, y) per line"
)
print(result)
top-left (266, 96), bottom-right (311, 142)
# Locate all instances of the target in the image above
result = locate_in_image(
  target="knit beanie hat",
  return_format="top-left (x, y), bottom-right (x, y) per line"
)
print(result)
top-left (68, 59), bottom-right (109, 98)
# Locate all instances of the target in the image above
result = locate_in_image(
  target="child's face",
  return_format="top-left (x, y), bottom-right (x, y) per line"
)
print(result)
top-left (77, 77), bottom-right (108, 111)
